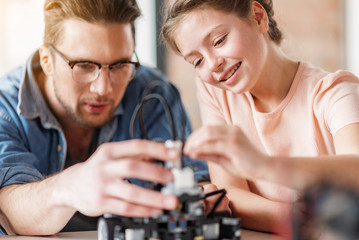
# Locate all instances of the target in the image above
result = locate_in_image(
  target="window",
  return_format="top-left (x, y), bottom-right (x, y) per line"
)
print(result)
top-left (345, 0), bottom-right (359, 76)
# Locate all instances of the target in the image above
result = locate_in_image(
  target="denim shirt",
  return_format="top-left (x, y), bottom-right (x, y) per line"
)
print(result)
top-left (0, 51), bottom-right (209, 234)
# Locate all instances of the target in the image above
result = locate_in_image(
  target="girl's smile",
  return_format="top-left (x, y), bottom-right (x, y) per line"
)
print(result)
top-left (220, 62), bottom-right (242, 85)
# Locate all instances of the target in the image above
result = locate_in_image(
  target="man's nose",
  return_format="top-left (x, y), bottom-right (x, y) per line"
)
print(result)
top-left (89, 67), bottom-right (112, 95)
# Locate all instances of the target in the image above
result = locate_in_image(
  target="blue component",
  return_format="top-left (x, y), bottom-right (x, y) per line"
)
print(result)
top-left (169, 221), bottom-right (176, 229)
top-left (180, 221), bottom-right (187, 228)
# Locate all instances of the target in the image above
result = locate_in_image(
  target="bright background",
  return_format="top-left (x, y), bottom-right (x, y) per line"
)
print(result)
top-left (0, 0), bottom-right (358, 129)
top-left (0, 0), bottom-right (158, 74)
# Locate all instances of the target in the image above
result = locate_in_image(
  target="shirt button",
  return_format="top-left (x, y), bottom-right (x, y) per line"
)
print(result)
top-left (57, 145), bottom-right (62, 152)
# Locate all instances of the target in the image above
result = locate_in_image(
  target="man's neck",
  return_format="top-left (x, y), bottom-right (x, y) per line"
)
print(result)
top-left (37, 71), bottom-right (96, 161)
top-left (63, 124), bottom-right (95, 162)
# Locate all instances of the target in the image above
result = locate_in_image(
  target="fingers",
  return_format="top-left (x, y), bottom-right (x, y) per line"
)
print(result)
top-left (62, 139), bottom-right (183, 219)
top-left (96, 140), bottom-right (178, 184)
top-left (186, 140), bottom-right (236, 161)
top-left (103, 181), bottom-right (178, 210)
top-left (184, 125), bottom-right (242, 154)
top-left (90, 140), bottom-right (179, 216)
top-left (102, 159), bottom-right (173, 184)
top-left (184, 125), bottom-right (254, 178)
top-left (99, 140), bottom-right (180, 162)
top-left (100, 198), bottom-right (163, 218)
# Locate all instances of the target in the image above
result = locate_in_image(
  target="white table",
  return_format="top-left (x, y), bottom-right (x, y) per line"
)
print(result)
top-left (0, 229), bottom-right (284, 240)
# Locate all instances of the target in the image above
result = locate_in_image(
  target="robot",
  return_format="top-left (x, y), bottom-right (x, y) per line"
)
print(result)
top-left (98, 80), bottom-right (241, 239)
top-left (97, 140), bottom-right (241, 240)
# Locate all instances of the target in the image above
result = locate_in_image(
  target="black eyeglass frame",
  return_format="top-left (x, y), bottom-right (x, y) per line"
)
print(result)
top-left (48, 44), bottom-right (140, 83)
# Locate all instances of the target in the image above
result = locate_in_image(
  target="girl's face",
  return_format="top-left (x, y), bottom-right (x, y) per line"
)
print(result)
top-left (174, 4), bottom-right (269, 93)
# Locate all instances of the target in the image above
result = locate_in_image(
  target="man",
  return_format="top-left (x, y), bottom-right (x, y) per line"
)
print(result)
top-left (0, 0), bottom-right (208, 235)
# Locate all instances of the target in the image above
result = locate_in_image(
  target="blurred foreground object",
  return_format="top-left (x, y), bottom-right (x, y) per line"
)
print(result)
top-left (293, 183), bottom-right (359, 240)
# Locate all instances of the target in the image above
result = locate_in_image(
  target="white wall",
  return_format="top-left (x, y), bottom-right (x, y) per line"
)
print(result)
top-left (0, 0), bottom-right (157, 76)
top-left (346, 0), bottom-right (359, 77)
top-left (0, 0), bottom-right (45, 76)
top-left (136, 0), bottom-right (157, 68)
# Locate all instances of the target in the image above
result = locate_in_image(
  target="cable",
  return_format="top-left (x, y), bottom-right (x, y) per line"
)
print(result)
top-left (129, 79), bottom-right (188, 169)
top-left (141, 80), bottom-right (187, 142)
top-left (130, 93), bottom-right (176, 140)
top-left (202, 189), bottom-right (228, 218)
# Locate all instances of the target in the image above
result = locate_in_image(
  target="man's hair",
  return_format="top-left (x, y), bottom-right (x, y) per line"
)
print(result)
top-left (44, 0), bottom-right (141, 46)
top-left (161, 0), bottom-right (282, 54)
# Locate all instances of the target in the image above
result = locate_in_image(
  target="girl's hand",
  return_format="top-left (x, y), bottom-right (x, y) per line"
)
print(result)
top-left (184, 125), bottom-right (269, 181)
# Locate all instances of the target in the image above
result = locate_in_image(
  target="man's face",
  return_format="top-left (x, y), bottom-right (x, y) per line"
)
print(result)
top-left (48, 19), bottom-right (135, 128)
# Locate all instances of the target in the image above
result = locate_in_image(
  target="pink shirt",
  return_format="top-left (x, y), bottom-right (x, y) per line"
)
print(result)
top-left (196, 62), bottom-right (359, 201)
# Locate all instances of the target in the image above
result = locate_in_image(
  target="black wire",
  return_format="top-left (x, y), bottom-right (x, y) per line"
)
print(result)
top-left (142, 80), bottom-right (188, 168)
top-left (145, 93), bottom-right (177, 139)
top-left (130, 80), bottom-right (187, 143)
top-left (142, 80), bottom-right (187, 142)
top-left (130, 102), bottom-right (144, 139)
top-left (138, 102), bottom-right (149, 139)
top-left (202, 189), bottom-right (228, 218)
top-left (130, 93), bottom-right (177, 140)
top-left (129, 79), bottom-right (190, 171)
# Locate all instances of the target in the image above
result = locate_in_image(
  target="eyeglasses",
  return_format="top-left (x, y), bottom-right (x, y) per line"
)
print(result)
top-left (49, 45), bottom-right (140, 84)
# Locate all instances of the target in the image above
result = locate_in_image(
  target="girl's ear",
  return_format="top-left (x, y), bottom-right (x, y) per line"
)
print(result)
top-left (251, 1), bottom-right (269, 34)
top-left (39, 45), bottom-right (54, 76)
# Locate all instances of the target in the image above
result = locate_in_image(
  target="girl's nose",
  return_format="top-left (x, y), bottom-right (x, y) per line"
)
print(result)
top-left (208, 55), bottom-right (225, 72)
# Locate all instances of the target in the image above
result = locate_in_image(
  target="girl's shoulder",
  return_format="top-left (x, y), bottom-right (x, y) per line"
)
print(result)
top-left (299, 61), bottom-right (359, 90)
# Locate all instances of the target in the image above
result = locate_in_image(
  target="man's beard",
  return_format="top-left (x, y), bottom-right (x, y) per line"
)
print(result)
top-left (53, 83), bottom-right (115, 128)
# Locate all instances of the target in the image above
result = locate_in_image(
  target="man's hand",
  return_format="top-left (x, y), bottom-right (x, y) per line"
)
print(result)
top-left (54, 139), bottom-right (179, 218)
top-left (0, 139), bottom-right (180, 235)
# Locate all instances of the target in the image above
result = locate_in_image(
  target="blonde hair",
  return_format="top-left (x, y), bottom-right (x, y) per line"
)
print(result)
top-left (161, 0), bottom-right (282, 53)
top-left (44, 0), bottom-right (141, 46)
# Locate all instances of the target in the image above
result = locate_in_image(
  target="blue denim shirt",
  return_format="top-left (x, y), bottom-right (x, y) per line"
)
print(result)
top-left (0, 51), bottom-right (209, 234)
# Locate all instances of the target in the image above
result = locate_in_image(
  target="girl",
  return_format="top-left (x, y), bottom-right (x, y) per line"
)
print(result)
top-left (161, 0), bottom-right (359, 235)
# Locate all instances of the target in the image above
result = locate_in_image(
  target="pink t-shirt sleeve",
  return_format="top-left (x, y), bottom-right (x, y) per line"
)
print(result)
top-left (313, 70), bottom-right (359, 135)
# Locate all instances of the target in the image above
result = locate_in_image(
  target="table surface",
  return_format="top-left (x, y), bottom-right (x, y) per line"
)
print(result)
top-left (0, 229), bottom-right (284, 240)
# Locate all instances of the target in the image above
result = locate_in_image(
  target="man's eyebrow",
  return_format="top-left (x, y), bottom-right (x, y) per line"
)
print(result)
top-left (110, 57), bottom-right (133, 63)
top-left (183, 24), bottom-right (225, 61)
top-left (71, 56), bottom-right (132, 64)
